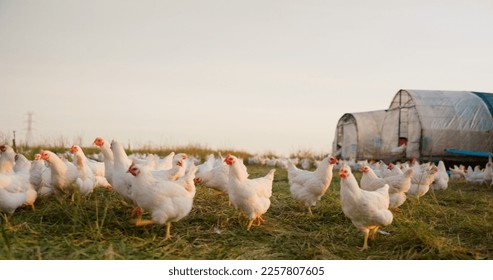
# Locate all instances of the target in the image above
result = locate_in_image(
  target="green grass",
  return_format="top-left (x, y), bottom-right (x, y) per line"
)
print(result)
top-left (1, 165), bottom-right (492, 260)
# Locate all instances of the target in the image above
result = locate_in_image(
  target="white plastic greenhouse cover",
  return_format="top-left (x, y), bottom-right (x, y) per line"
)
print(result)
top-left (334, 110), bottom-right (386, 159)
top-left (382, 89), bottom-right (493, 159)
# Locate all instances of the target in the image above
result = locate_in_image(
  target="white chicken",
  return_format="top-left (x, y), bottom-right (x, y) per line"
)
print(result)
top-left (360, 165), bottom-right (387, 191)
top-left (29, 154), bottom-right (53, 197)
top-left (110, 140), bottom-right (134, 202)
top-left (155, 152), bottom-right (175, 170)
top-left (0, 145), bottom-right (16, 174)
top-left (127, 162), bottom-right (197, 240)
top-left (430, 160), bottom-right (449, 191)
top-left (338, 164), bottom-right (393, 250)
top-left (378, 162), bottom-right (399, 178)
top-left (391, 143), bottom-right (407, 155)
top-left (386, 163), bottom-right (404, 177)
top-left (360, 165), bottom-right (413, 209)
top-left (376, 162), bottom-right (391, 178)
top-left (464, 165), bottom-right (484, 184)
top-left (248, 155), bottom-right (267, 166)
top-left (13, 154), bottom-right (31, 173)
top-left (71, 145), bottom-right (112, 196)
top-left (300, 158), bottom-right (312, 170)
top-left (287, 155), bottom-right (338, 215)
top-left (41, 150), bottom-right (79, 200)
top-left (449, 164), bottom-right (466, 180)
top-left (128, 153), bottom-right (161, 169)
top-left (386, 169), bottom-right (413, 209)
top-left (0, 151), bottom-right (37, 217)
top-left (70, 145), bottom-right (105, 177)
top-left (151, 154), bottom-right (187, 181)
top-left (93, 137), bottom-right (114, 184)
top-left (484, 156), bottom-right (493, 186)
top-left (225, 154), bottom-right (275, 230)
top-left (194, 156), bottom-right (229, 194)
top-left (197, 154), bottom-right (216, 174)
top-left (407, 164), bottom-right (438, 199)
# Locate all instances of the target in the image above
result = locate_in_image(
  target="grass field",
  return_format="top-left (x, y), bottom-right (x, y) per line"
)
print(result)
top-left (1, 163), bottom-right (492, 260)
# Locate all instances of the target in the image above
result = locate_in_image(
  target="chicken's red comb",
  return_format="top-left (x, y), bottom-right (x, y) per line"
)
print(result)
top-left (224, 154), bottom-right (233, 164)
top-left (339, 169), bottom-right (349, 178)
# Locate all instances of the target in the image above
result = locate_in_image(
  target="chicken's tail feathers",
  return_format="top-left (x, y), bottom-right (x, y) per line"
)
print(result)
top-left (382, 210), bottom-right (394, 226)
top-left (287, 160), bottom-right (298, 171)
top-left (265, 169), bottom-right (276, 181)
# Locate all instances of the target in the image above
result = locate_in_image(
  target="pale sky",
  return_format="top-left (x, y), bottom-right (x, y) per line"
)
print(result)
top-left (1, 0), bottom-right (492, 156)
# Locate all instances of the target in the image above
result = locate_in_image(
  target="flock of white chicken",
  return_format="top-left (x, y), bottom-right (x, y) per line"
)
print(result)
top-left (1, 138), bottom-right (492, 250)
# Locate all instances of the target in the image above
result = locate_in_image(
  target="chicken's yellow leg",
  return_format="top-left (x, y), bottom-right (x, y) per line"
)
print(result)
top-left (255, 216), bottom-right (265, 226)
top-left (247, 219), bottom-right (254, 231)
top-left (361, 231), bottom-right (369, 251)
top-left (165, 222), bottom-right (172, 240)
top-left (370, 226), bottom-right (380, 240)
top-left (307, 207), bottom-right (313, 216)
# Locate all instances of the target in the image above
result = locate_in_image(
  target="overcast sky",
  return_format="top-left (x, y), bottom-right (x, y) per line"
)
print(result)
top-left (1, 0), bottom-right (492, 156)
